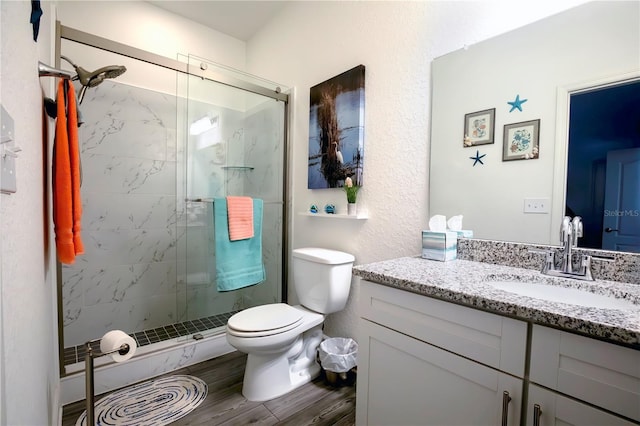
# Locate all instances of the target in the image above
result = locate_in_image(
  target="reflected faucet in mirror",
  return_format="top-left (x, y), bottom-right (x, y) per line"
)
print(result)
top-left (530, 216), bottom-right (613, 281)
top-left (560, 216), bottom-right (582, 274)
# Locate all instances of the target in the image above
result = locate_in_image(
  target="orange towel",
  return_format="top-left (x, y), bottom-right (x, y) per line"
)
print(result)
top-left (53, 79), bottom-right (84, 264)
top-left (226, 196), bottom-right (254, 241)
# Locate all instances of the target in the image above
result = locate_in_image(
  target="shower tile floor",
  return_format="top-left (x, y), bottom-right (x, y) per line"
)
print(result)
top-left (63, 311), bottom-right (238, 366)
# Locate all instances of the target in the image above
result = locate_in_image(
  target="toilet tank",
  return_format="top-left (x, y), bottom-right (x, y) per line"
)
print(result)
top-left (292, 248), bottom-right (355, 314)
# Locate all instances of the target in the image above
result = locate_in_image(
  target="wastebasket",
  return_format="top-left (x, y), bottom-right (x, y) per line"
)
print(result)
top-left (318, 337), bottom-right (358, 386)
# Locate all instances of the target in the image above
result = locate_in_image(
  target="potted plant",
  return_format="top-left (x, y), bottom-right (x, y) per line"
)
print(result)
top-left (344, 177), bottom-right (360, 215)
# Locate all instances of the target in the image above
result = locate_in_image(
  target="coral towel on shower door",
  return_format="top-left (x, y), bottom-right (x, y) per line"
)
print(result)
top-left (53, 79), bottom-right (84, 264)
top-left (226, 196), bottom-right (254, 241)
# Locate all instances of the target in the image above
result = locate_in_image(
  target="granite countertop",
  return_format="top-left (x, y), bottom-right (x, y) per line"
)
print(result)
top-left (353, 257), bottom-right (640, 348)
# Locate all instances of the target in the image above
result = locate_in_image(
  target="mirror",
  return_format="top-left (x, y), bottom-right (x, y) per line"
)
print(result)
top-left (429, 1), bottom-right (639, 253)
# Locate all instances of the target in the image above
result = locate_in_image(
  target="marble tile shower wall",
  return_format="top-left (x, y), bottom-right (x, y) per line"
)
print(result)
top-left (62, 81), bottom-right (178, 347)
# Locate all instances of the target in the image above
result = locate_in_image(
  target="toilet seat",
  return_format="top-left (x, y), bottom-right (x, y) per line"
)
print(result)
top-left (227, 303), bottom-right (304, 338)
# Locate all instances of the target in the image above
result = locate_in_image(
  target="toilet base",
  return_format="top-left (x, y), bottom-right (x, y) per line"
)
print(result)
top-left (241, 325), bottom-right (323, 401)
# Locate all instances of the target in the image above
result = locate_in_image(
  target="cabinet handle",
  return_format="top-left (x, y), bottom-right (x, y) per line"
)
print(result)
top-left (501, 391), bottom-right (512, 426)
top-left (533, 403), bottom-right (542, 426)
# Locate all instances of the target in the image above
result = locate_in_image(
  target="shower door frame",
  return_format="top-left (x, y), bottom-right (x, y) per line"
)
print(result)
top-left (54, 22), bottom-right (290, 377)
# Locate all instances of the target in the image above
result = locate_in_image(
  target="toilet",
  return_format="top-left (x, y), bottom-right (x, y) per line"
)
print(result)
top-left (226, 247), bottom-right (355, 401)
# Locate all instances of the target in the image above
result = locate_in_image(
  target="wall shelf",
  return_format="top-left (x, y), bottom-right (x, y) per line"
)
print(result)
top-left (299, 212), bottom-right (368, 220)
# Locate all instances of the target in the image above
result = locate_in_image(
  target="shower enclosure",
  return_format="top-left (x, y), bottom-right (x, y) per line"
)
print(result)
top-left (57, 26), bottom-right (288, 373)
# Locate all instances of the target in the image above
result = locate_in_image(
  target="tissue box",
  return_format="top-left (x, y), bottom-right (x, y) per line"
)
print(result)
top-left (454, 230), bottom-right (474, 238)
top-left (422, 231), bottom-right (458, 261)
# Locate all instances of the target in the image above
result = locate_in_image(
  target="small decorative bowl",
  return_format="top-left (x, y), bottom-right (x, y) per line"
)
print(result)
top-left (310, 204), bottom-right (318, 214)
top-left (324, 204), bottom-right (336, 214)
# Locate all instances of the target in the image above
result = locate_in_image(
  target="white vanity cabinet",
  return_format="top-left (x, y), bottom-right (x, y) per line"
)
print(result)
top-left (356, 279), bottom-right (640, 426)
top-left (356, 280), bottom-right (527, 426)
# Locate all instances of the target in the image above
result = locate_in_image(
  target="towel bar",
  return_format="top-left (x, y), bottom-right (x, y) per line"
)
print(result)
top-left (186, 197), bottom-right (214, 203)
top-left (185, 198), bottom-right (283, 205)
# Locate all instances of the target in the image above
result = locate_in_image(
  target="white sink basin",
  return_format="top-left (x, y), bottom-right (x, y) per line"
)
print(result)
top-left (486, 281), bottom-right (637, 310)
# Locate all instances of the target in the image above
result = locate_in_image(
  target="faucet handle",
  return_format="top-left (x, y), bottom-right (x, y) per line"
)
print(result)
top-left (577, 254), bottom-right (614, 281)
top-left (579, 255), bottom-right (594, 281)
top-left (528, 249), bottom-right (555, 273)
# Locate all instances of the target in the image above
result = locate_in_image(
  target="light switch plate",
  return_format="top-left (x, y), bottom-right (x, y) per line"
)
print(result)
top-left (1, 105), bottom-right (17, 194)
top-left (523, 198), bottom-right (549, 214)
top-left (1, 154), bottom-right (17, 194)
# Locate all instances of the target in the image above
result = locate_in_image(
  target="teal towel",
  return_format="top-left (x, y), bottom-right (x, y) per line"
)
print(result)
top-left (214, 198), bottom-right (266, 292)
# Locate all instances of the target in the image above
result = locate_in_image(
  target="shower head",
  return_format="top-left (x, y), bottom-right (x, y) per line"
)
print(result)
top-left (60, 55), bottom-right (127, 103)
top-left (81, 65), bottom-right (127, 87)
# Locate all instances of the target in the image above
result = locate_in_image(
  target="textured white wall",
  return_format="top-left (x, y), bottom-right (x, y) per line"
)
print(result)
top-left (246, 0), bottom-right (588, 339)
top-left (0, 1), bottom-right (60, 424)
top-left (56, 1), bottom-right (246, 72)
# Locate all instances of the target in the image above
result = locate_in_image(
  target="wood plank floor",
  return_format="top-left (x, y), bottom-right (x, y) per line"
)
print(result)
top-left (62, 350), bottom-right (356, 425)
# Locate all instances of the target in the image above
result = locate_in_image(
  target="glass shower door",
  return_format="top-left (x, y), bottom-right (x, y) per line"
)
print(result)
top-left (57, 30), bottom-right (289, 371)
top-left (176, 55), bottom-right (287, 331)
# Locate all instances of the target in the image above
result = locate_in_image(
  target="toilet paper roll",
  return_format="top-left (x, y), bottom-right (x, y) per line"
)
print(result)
top-left (100, 330), bottom-right (137, 362)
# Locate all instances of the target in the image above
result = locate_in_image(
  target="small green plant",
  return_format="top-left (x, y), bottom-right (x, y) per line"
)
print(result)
top-left (344, 177), bottom-right (360, 203)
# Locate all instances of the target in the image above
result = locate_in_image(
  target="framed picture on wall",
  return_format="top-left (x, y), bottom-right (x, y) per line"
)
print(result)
top-left (463, 108), bottom-right (495, 147)
top-left (502, 119), bottom-right (540, 161)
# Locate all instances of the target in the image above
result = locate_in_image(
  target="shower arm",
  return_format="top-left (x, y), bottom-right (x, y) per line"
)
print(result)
top-left (38, 61), bottom-right (73, 79)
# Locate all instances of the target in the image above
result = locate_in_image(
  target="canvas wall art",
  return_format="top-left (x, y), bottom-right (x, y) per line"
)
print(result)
top-left (308, 65), bottom-right (365, 189)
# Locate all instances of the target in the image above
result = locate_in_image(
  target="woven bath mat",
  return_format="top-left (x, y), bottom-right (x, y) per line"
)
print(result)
top-left (76, 375), bottom-right (207, 426)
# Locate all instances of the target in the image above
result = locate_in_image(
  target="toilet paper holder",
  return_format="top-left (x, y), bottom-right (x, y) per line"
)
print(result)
top-left (83, 339), bottom-right (132, 425)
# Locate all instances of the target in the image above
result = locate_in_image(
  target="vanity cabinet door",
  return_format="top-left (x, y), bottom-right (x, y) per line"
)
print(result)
top-left (526, 384), bottom-right (637, 426)
top-left (359, 280), bottom-right (527, 377)
top-left (530, 325), bottom-right (640, 422)
top-left (356, 319), bottom-right (523, 426)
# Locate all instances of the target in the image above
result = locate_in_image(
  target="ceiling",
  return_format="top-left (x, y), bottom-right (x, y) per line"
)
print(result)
top-left (147, 1), bottom-right (289, 41)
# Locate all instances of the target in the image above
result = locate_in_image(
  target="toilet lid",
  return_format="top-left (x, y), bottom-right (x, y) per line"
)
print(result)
top-left (227, 303), bottom-right (304, 333)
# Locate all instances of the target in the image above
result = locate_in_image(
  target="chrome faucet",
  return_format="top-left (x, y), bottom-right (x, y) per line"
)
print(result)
top-left (559, 216), bottom-right (583, 274)
top-left (559, 216), bottom-right (574, 273)
top-left (529, 215), bottom-right (612, 281)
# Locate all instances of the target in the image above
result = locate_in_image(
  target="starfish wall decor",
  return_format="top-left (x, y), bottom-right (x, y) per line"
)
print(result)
top-left (469, 150), bottom-right (486, 166)
top-left (508, 94), bottom-right (528, 112)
